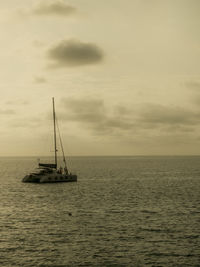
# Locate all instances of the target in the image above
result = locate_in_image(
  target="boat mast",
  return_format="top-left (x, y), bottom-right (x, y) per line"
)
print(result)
top-left (52, 97), bottom-right (57, 169)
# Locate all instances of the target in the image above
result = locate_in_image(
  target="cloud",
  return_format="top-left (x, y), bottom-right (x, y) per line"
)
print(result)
top-left (16, 1), bottom-right (76, 19)
top-left (6, 100), bottom-right (29, 106)
top-left (60, 98), bottom-right (136, 135)
top-left (33, 40), bottom-right (45, 47)
top-left (139, 103), bottom-right (199, 126)
top-left (32, 1), bottom-right (76, 17)
top-left (59, 98), bottom-right (200, 136)
top-left (34, 76), bottom-right (47, 83)
top-left (47, 39), bottom-right (104, 67)
top-left (185, 80), bottom-right (200, 105)
top-left (0, 109), bottom-right (15, 115)
top-left (185, 81), bottom-right (200, 91)
top-left (9, 117), bottom-right (42, 128)
top-left (61, 98), bottom-right (105, 122)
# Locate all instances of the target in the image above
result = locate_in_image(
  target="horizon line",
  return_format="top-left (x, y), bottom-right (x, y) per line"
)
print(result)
top-left (0, 154), bottom-right (200, 157)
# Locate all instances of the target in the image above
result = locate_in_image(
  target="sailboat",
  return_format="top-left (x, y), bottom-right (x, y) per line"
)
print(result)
top-left (22, 98), bottom-right (77, 183)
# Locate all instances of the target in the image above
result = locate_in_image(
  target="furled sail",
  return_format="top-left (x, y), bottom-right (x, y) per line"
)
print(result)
top-left (39, 163), bottom-right (57, 169)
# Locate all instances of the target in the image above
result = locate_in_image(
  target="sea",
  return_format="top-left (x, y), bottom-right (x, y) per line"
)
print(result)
top-left (0, 156), bottom-right (200, 267)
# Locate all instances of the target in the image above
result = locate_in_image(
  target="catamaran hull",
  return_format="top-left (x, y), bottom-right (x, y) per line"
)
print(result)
top-left (22, 173), bottom-right (77, 183)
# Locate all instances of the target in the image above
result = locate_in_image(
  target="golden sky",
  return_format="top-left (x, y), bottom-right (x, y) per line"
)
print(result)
top-left (0, 0), bottom-right (200, 156)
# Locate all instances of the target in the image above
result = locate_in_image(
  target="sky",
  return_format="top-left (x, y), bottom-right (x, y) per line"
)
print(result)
top-left (0, 0), bottom-right (200, 156)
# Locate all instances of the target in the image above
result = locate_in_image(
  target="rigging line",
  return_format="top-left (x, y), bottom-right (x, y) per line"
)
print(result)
top-left (55, 116), bottom-right (68, 172)
top-left (55, 116), bottom-right (74, 172)
top-left (56, 119), bottom-right (80, 194)
top-left (52, 97), bottom-right (57, 168)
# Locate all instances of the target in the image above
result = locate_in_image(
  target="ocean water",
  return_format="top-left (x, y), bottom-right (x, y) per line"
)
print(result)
top-left (0, 156), bottom-right (200, 267)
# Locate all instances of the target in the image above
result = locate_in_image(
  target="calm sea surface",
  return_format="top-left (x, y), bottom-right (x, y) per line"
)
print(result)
top-left (0, 156), bottom-right (200, 266)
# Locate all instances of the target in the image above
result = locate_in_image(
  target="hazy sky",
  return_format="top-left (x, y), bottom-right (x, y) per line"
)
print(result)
top-left (0, 0), bottom-right (200, 156)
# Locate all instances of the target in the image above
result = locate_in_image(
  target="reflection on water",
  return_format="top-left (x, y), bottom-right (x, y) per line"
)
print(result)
top-left (0, 156), bottom-right (200, 266)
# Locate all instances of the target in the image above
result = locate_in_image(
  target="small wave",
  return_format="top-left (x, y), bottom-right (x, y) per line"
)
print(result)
top-left (184, 234), bottom-right (199, 239)
top-left (140, 228), bottom-right (163, 233)
top-left (1, 246), bottom-right (23, 252)
top-left (140, 227), bottom-right (178, 233)
top-left (140, 209), bottom-right (158, 214)
top-left (190, 210), bottom-right (200, 214)
top-left (38, 265), bottom-right (68, 267)
top-left (148, 252), bottom-right (196, 258)
top-left (148, 239), bottom-right (171, 243)
top-left (148, 252), bottom-right (180, 257)
top-left (24, 248), bottom-right (38, 253)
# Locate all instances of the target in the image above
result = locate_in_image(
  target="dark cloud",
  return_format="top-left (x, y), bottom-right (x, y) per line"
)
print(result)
top-left (34, 76), bottom-right (47, 83)
top-left (59, 98), bottom-right (200, 136)
top-left (33, 1), bottom-right (76, 16)
top-left (47, 39), bottom-right (104, 67)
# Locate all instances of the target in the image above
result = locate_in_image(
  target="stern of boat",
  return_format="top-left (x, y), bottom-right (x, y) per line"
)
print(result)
top-left (22, 174), bottom-right (40, 183)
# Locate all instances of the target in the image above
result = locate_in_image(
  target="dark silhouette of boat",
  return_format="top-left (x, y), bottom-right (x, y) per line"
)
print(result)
top-left (22, 98), bottom-right (77, 183)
